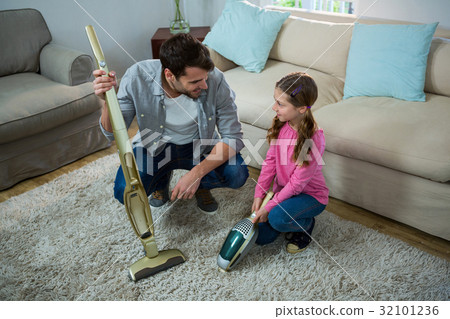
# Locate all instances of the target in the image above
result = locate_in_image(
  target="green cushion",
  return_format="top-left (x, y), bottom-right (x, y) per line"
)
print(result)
top-left (203, 0), bottom-right (290, 73)
top-left (344, 22), bottom-right (438, 101)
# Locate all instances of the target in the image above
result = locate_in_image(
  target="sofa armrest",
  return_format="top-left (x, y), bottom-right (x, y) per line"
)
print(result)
top-left (206, 47), bottom-right (238, 72)
top-left (40, 43), bottom-right (94, 86)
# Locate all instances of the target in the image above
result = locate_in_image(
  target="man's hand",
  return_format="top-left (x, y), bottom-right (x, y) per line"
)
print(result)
top-left (93, 70), bottom-right (117, 101)
top-left (93, 70), bottom-right (117, 133)
top-left (170, 169), bottom-right (202, 201)
top-left (170, 142), bottom-right (236, 202)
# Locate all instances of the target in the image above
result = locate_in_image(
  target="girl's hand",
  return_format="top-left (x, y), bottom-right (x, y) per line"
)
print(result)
top-left (252, 206), bottom-right (269, 224)
top-left (251, 197), bottom-right (263, 213)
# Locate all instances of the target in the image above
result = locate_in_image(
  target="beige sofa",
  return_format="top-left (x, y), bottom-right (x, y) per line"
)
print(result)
top-left (208, 9), bottom-right (450, 241)
top-left (0, 9), bottom-right (110, 190)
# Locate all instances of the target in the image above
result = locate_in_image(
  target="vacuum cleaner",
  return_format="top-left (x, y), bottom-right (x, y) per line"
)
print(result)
top-left (85, 25), bottom-right (185, 281)
top-left (217, 191), bottom-right (273, 272)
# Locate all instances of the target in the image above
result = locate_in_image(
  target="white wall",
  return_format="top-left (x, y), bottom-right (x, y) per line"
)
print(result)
top-left (0, 0), bottom-right (226, 76)
top-left (1, 0), bottom-right (449, 76)
top-left (356, 0), bottom-right (450, 29)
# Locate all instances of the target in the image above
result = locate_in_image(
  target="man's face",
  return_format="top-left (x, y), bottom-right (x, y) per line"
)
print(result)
top-left (171, 67), bottom-right (209, 99)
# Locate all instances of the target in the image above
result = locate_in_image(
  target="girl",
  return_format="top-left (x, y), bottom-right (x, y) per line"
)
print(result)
top-left (252, 72), bottom-right (329, 254)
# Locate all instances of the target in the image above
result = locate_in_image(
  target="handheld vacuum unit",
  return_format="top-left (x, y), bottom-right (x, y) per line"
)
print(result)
top-left (217, 191), bottom-right (273, 272)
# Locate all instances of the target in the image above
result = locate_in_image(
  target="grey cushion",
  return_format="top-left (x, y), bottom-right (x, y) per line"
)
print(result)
top-left (40, 43), bottom-right (94, 86)
top-left (0, 73), bottom-right (100, 144)
top-left (314, 95), bottom-right (450, 182)
top-left (0, 8), bottom-right (51, 76)
top-left (0, 110), bottom-right (110, 190)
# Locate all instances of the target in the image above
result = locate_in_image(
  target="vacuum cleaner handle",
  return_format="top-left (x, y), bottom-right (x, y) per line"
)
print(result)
top-left (85, 25), bottom-right (155, 243)
top-left (85, 25), bottom-right (129, 153)
top-left (261, 191), bottom-right (274, 208)
top-left (250, 191), bottom-right (274, 219)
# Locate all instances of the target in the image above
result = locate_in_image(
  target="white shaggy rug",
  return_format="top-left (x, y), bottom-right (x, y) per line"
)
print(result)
top-left (1, 154), bottom-right (448, 301)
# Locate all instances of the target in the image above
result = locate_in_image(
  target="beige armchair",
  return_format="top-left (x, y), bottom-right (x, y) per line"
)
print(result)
top-left (0, 8), bottom-right (110, 190)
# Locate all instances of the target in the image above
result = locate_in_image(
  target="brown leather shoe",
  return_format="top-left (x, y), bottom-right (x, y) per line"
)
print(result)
top-left (195, 189), bottom-right (218, 214)
top-left (149, 186), bottom-right (169, 208)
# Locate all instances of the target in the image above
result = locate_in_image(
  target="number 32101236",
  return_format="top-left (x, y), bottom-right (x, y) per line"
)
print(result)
top-left (379, 305), bottom-right (439, 316)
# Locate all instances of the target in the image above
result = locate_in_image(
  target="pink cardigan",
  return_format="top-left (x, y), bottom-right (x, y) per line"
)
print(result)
top-left (254, 123), bottom-right (329, 212)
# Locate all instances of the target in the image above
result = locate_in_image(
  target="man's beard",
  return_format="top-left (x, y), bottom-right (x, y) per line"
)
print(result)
top-left (173, 81), bottom-right (201, 99)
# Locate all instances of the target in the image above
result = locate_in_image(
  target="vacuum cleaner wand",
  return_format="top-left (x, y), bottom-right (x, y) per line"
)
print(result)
top-left (217, 191), bottom-right (274, 272)
top-left (85, 25), bottom-right (185, 281)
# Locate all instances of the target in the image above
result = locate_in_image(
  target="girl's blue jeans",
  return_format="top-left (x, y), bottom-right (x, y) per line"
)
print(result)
top-left (113, 143), bottom-right (249, 204)
top-left (256, 193), bottom-right (326, 245)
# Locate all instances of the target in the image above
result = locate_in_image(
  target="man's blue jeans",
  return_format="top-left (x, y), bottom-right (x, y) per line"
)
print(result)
top-left (113, 143), bottom-right (249, 204)
top-left (256, 193), bottom-right (326, 245)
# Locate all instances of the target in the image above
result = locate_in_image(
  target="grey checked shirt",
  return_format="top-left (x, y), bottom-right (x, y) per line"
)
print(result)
top-left (100, 59), bottom-right (244, 157)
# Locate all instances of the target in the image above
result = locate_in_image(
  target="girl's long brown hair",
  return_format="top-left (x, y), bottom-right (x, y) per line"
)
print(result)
top-left (267, 72), bottom-right (319, 165)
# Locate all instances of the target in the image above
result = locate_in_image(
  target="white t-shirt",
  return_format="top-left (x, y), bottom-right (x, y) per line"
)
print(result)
top-left (163, 94), bottom-right (200, 145)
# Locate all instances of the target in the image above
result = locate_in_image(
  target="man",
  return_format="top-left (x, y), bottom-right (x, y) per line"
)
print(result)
top-left (93, 33), bottom-right (248, 213)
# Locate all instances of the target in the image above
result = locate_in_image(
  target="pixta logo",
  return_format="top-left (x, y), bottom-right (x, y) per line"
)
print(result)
top-left (132, 128), bottom-right (325, 176)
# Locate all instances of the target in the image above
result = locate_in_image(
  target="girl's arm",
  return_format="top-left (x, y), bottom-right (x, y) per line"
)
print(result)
top-left (265, 160), bottom-right (320, 212)
top-left (265, 132), bottom-right (325, 212)
top-left (254, 141), bottom-right (277, 198)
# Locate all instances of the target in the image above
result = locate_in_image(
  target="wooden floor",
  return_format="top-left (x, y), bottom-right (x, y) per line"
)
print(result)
top-left (1, 120), bottom-right (449, 261)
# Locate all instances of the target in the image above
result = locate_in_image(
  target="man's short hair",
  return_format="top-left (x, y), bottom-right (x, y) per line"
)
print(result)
top-left (159, 33), bottom-right (215, 79)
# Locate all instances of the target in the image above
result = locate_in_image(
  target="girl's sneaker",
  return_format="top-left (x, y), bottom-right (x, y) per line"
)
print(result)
top-left (286, 218), bottom-right (315, 254)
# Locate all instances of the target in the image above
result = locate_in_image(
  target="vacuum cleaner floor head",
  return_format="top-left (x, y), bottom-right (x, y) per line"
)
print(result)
top-left (129, 249), bottom-right (185, 281)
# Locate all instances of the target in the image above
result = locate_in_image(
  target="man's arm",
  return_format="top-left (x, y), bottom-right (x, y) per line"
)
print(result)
top-left (100, 101), bottom-right (112, 133)
top-left (170, 68), bottom-right (242, 201)
top-left (194, 141), bottom-right (236, 177)
top-left (170, 141), bottom-right (236, 201)
top-left (213, 69), bottom-right (245, 154)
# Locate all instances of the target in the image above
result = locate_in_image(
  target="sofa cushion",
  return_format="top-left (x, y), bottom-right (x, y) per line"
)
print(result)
top-left (224, 59), bottom-right (344, 130)
top-left (425, 37), bottom-right (450, 97)
top-left (40, 44), bottom-right (94, 86)
top-left (0, 73), bottom-right (100, 144)
top-left (203, 0), bottom-right (290, 73)
top-left (314, 95), bottom-right (450, 182)
top-left (269, 16), bottom-right (353, 81)
top-left (206, 47), bottom-right (238, 73)
top-left (0, 9), bottom-right (52, 76)
top-left (343, 22), bottom-right (438, 102)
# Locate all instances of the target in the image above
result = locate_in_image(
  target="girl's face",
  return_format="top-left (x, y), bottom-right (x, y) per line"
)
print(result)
top-left (272, 88), bottom-right (307, 126)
